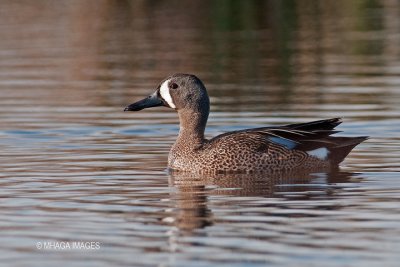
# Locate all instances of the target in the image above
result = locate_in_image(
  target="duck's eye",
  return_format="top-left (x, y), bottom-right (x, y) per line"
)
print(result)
top-left (170, 82), bottom-right (178, 89)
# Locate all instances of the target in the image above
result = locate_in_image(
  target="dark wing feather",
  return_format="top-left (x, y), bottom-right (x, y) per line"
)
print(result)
top-left (214, 118), bottom-right (341, 141)
top-left (282, 117), bottom-right (342, 131)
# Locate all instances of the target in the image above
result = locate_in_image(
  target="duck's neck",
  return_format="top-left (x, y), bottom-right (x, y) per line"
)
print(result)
top-left (176, 109), bottom-right (208, 148)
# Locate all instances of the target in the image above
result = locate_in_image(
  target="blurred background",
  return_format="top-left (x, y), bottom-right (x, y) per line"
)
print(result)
top-left (0, 1), bottom-right (400, 266)
top-left (1, 0), bottom-right (400, 113)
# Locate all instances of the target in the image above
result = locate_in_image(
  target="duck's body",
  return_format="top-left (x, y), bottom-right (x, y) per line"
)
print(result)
top-left (125, 74), bottom-right (367, 173)
top-left (168, 118), bottom-right (366, 173)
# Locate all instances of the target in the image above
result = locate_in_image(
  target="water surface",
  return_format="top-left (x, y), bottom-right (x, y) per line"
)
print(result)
top-left (0, 1), bottom-right (400, 266)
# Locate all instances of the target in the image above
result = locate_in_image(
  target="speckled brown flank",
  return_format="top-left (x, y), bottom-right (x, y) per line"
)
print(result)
top-left (168, 131), bottom-right (331, 174)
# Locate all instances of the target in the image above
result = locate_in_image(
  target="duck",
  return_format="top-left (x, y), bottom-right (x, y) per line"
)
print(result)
top-left (124, 73), bottom-right (367, 173)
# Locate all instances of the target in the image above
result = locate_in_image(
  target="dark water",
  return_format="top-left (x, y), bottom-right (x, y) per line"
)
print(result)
top-left (1, 1), bottom-right (400, 266)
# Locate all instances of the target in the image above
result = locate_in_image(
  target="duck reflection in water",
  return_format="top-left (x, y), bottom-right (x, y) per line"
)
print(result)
top-left (166, 169), bottom-right (358, 233)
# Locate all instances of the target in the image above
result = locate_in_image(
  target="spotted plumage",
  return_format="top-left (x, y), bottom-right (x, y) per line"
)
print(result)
top-left (125, 73), bottom-right (368, 173)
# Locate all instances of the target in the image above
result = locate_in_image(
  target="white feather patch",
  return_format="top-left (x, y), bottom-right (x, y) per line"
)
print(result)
top-left (307, 147), bottom-right (329, 160)
top-left (159, 80), bottom-right (176, 109)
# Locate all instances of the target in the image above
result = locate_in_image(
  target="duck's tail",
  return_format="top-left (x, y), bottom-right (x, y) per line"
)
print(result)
top-left (328, 136), bottom-right (369, 164)
top-left (285, 118), bottom-right (368, 164)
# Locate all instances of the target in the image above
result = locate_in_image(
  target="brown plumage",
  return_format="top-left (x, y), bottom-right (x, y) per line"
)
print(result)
top-left (125, 73), bottom-right (368, 173)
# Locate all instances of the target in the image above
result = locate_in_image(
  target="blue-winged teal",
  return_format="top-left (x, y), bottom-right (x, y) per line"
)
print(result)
top-left (125, 73), bottom-right (367, 173)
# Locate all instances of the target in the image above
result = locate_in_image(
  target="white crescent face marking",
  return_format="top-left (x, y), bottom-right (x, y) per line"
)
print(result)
top-left (159, 79), bottom-right (176, 109)
top-left (307, 147), bottom-right (329, 160)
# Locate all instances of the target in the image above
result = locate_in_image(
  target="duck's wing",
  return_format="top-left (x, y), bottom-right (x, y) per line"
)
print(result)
top-left (280, 117), bottom-right (343, 131)
top-left (211, 118), bottom-right (368, 164)
top-left (241, 118), bottom-right (343, 151)
top-left (242, 117), bottom-right (342, 138)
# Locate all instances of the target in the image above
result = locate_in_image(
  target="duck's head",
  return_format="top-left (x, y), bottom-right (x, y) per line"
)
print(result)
top-left (124, 73), bottom-right (210, 114)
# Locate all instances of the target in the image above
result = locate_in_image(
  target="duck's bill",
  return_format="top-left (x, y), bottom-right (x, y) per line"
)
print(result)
top-left (124, 92), bottom-right (164, 111)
